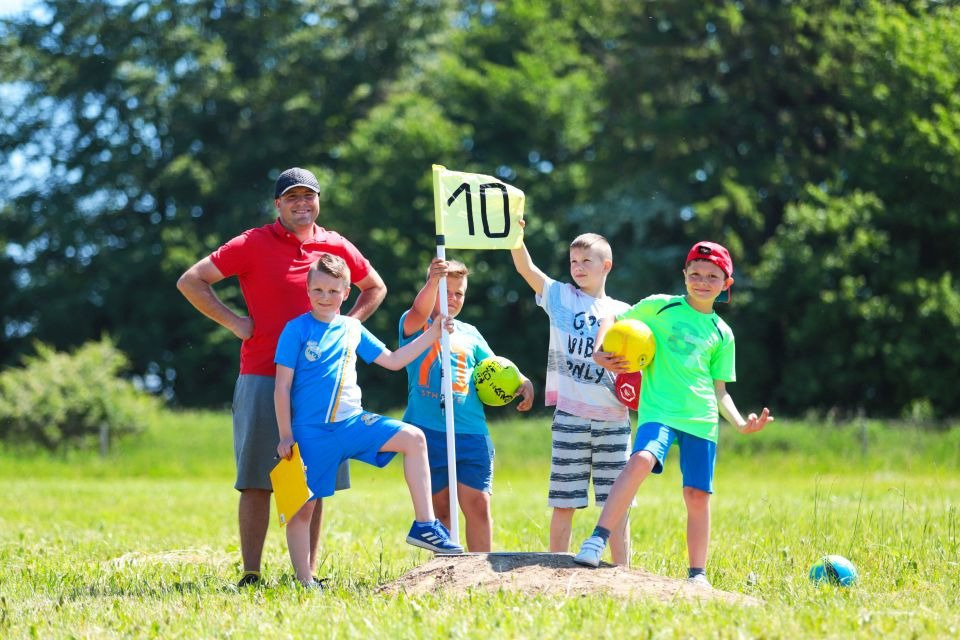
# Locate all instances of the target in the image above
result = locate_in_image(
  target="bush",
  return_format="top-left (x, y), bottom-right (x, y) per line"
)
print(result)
top-left (0, 337), bottom-right (158, 451)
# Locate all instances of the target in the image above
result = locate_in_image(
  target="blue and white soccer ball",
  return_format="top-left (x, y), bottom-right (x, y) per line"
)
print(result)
top-left (809, 554), bottom-right (858, 586)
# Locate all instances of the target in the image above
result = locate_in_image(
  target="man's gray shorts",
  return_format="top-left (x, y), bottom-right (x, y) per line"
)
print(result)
top-left (232, 374), bottom-right (350, 492)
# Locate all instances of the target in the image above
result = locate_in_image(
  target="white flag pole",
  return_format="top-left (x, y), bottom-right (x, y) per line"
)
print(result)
top-left (432, 166), bottom-right (460, 546)
top-left (435, 244), bottom-right (460, 546)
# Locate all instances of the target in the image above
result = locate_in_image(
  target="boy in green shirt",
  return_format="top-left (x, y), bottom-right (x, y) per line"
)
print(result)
top-left (573, 241), bottom-right (773, 587)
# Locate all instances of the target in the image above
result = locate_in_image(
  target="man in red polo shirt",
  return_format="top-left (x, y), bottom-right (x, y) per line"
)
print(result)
top-left (177, 167), bottom-right (387, 587)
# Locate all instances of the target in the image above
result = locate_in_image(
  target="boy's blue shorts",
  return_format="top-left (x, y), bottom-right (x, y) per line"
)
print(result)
top-left (632, 422), bottom-right (717, 493)
top-left (420, 427), bottom-right (494, 495)
top-left (294, 412), bottom-right (405, 499)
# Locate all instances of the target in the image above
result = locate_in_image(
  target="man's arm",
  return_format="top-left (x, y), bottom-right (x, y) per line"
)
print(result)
top-left (176, 256), bottom-right (254, 340)
top-left (343, 267), bottom-right (387, 322)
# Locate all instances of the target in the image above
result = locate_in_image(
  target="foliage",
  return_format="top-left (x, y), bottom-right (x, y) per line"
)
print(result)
top-left (0, 0), bottom-right (455, 406)
top-left (2, 1), bottom-right (960, 417)
top-left (0, 337), bottom-right (158, 451)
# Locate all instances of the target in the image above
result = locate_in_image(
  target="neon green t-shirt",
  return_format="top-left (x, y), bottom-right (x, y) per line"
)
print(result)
top-left (617, 294), bottom-right (736, 442)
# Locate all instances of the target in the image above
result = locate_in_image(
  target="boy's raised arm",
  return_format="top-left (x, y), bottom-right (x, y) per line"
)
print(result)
top-left (510, 220), bottom-right (548, 296)
top-left (511, 241), bottom-right (549, 296)
top-left (402, 258), bottom-right (446, 338)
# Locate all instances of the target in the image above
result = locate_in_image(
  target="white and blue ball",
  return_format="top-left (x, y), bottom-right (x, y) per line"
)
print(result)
top-left (809, 555), bottom-right (858, 586)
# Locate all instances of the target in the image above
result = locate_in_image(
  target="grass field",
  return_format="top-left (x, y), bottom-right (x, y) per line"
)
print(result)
top-left (1, 411), bottom-right (959, 638)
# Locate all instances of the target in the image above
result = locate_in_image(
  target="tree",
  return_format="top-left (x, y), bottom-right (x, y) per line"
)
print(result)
top-left (750, 1), bottom-right (960, 417)
top-left (3, 0), bottom-right (959, 417)
top-left (0, 0), bottom-right (453, 405)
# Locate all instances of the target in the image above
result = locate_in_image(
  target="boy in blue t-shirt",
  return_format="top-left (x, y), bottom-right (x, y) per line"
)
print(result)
top-left (274, 253), bottom-right (462, 587)
top-left (400, 258), bottom-right (534, 551)
top-left (574, 242), bottom-right (774, 587)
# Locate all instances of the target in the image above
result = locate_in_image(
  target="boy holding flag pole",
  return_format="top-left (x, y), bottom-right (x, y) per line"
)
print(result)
top-left (429, 165), bottom-right (527, 545)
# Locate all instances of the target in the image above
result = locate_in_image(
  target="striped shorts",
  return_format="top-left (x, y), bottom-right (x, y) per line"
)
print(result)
top-left (548, 410), bottom-right (632, 508)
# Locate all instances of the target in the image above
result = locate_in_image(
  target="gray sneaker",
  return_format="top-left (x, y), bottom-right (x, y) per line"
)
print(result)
top-left (573, 535), bottom-right (606, 567)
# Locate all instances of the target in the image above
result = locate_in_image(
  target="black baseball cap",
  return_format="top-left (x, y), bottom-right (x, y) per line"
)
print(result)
top-left (274, 167), bottom-right (321, 198)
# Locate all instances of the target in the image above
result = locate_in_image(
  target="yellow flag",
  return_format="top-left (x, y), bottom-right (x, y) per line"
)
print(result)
top-left (269, 443), bottom-right (313, 527)
top-left (433, 164), bottom-right (524, 250)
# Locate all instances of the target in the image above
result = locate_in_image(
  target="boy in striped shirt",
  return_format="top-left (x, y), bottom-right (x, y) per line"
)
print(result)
top-left (511, 227), bottom-right (632, 565)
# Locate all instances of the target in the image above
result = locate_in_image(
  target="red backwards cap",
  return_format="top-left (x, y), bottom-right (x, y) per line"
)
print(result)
top-left (685, 241), bottom-right (733, 276)
top-left (685, 241), bottom-right (733, 303)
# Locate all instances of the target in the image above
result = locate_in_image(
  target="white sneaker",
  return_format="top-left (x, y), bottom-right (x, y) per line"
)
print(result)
top-left (573, 536), bottom-right (606, 567)
top-left (687, 573), bottom-right (712, 588)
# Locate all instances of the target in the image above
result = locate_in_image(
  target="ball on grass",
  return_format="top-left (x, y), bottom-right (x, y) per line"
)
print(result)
top-left (601, 319), bottom-right (656, 372)
top-left (473, 356), bottom-right (522, 406)
top-left (809, 555), bottom-right (858, 586)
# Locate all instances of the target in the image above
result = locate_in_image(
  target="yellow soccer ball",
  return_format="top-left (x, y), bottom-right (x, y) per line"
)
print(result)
top-left (601, 320), bottom-right (656, 372)
top-left (473, 356), bottom-right (522, 406)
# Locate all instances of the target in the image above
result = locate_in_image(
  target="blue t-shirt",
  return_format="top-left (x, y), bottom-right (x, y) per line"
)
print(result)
top-left (399, 311), bottom-right (494, 435)
top-left (275, 313), bottom-right (386, 426)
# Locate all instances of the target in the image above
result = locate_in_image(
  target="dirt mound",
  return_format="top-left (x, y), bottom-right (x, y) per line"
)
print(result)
top-left (380, 553), bottom-right (760, 605)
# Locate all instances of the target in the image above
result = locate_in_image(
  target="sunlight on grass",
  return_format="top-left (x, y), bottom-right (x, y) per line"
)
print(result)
top-left (1, 412), bottom-right (959, 638)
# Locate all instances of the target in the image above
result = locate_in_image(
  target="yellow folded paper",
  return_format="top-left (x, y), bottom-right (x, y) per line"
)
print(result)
top-left (269, 443), bottom-right (313, 527)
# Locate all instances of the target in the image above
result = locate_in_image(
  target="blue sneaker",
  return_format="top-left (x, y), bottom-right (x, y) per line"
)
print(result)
top-left (406, 520), bottom-right (464, 554)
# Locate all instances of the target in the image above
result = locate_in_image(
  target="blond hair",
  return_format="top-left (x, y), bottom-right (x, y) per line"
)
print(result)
top-left (570, 233), bottom-right (613, 262)
top-left (446, 259), bottom-right (469, 280)
top-left (427, 259), bottom-right (470, 281)
top-left (309, 253), bottom-right (351, 285)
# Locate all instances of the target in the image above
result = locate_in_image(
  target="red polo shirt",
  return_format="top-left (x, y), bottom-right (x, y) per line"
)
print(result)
top-left (210, 219), bottom-right (372, 376)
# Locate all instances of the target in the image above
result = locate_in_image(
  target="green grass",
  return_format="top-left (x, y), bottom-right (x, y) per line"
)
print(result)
top-left (1, 412), bottom-right (959, 638)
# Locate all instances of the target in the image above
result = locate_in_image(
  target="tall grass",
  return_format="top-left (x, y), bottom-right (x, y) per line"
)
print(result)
top-left (1, 411), bottom-right (958, 638)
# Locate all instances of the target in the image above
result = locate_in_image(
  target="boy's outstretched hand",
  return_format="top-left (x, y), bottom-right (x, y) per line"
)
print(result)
top-left (738, 408), bottom-right (774, 434)
top-left (515, 378), bottom-right (535, 412)
top-left (426, 314), bottom-right (455, 338)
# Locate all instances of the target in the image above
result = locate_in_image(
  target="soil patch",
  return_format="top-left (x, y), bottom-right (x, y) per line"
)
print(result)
top-left (379, 552), bottom-right (760, 605)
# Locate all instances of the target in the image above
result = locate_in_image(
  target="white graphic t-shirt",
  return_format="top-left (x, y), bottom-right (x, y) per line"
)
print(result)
top-left (536, 277), bottom-right (629, 421)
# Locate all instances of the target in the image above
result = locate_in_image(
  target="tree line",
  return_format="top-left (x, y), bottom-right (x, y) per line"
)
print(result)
top-left (1, 0), bottom-right (959, 419)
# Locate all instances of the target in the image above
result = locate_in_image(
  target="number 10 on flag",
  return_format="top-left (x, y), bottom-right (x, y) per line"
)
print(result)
top-left (432, 164), bottom-right (525, 250)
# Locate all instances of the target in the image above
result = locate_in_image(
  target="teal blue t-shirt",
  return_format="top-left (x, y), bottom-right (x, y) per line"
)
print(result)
top-left (399, 311), bottom-right (494, 435)
top-left (618, 294), bottom-right (736, 442)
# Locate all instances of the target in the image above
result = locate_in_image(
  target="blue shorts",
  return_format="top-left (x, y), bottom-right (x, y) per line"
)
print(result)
top-left (233, 375), bottom-right (350, 491)
top-left (293, 412), bottom-right (404, 499)
top-left (420, 427), bottom-right (494, 494)
top-left (632, 422), bottom-right (717, 493)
